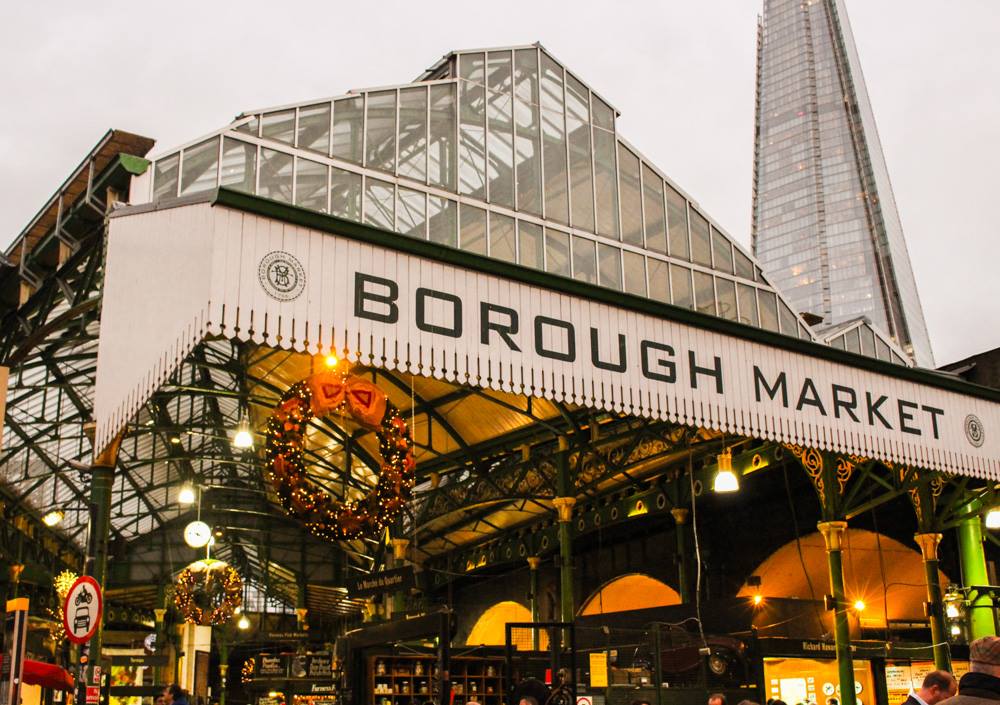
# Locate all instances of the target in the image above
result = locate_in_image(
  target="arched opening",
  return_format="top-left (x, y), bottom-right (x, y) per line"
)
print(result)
top-left (737, 528), bottom-right (948, 627)
top-left (579, 573), bottom-right (682, 616)
top-left (466, 600), bottom-right (548, 649)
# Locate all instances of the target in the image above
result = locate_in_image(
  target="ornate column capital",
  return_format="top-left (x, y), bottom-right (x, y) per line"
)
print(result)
top-left (527, 556), bottom-right (541, 571)
top-left (391, 537), bottom-right (410, 562)
top-left (816, 520), bottom-right (848, 551)
top-left (914, 532), bottom-right (943, 562)
top-left (154, 608), bottom-right (167, 623)
top-left (9, 564), bottom-right (24, 583)
top-left (552, 497), bottom-right (576, 522)
top-left (296, 607), bottom-right (309, 628)
top-left (670, 508), bottom-right (690, 525)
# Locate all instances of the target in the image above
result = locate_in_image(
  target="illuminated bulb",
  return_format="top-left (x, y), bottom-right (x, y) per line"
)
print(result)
top-left (713, 450), bottom-right (739, 493)
top-left (985, 508), bottom-right (1000, 529)
top-left (951, 624), bottom-right (961, 636)
top-left (233, 419), bottom-right (253, 450)
top-left (42, 510), bottom-right (64, 527)
top-left (753, 594), bottom-right (763, 606)
top-left (178, 484), bottom-right (196, 506)
top-left (946, 604), bottom-right (960, 619)
top-left (238, 615), bottom-right (251, 630)
top-left (324, 354), bottom-right (338, 367)
top-left (853, 600), bottom-right (866, 612)
top-left (170, 436), bottom-right (182, 445)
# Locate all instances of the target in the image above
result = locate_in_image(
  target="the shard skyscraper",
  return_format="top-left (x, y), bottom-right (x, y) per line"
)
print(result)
top-left (751, 0), bottom-right (934, 367)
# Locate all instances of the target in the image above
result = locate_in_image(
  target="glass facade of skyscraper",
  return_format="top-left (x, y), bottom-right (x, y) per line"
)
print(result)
top-left (752, 0), bottom-right (934, 367)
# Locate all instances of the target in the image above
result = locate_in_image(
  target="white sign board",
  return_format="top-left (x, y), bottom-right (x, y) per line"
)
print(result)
top-left (94, 201), bottom-right (1000, 478)
top-left (63, 576), bottom-right (103, 645)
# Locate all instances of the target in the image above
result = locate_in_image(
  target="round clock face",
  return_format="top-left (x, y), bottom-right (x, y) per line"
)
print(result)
top-left (184, 520), bottom-right (212, 548)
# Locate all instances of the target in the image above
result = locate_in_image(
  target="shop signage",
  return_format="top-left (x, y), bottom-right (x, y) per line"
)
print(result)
top-left (96, 200), bottom-right (1000, 478)
top-left (86, 687), bottom-right (100, 704)
top-left (0, 598), bottom-right (29, 705)
top-left (311, 685), bottom-right (337, 693)
top-left (257, 655), bottom-right (285, 678)
top-left (349, 567), bottom-right (415, 598)
top-left (264, 631), bottom-right (309, 642)
top-left (110, 655), bottom-right (169, 667)
top-left (62, 576), bottom-right (103, 645)
top-left (588, 653), bottom-right (608, 688)
top-left (305, 655), bottom-right (335, 679)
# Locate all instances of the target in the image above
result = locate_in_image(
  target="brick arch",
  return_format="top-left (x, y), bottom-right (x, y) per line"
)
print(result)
top-left (737, 528), bottom-right (949, 626)
top-left (578, 573), bottom-right (682, 616)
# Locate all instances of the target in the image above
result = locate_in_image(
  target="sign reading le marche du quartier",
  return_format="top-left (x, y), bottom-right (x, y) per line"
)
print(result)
top-left (349, 566), bottom-right (415, 598)
top-left (95, 202), bottom-right (1000, 478)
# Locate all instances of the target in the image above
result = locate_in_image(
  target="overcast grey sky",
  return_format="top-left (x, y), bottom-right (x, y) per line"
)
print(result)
top-left (1, 1), bottom-right (997, 366)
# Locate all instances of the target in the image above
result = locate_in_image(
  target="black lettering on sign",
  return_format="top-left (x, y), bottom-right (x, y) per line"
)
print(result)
top-left (534, 316), bottom-right (576, 362)
top-left (590, 328), bottom-right (627, 373)
top-left (641, 341), bottom-right (676, 383)
top-left (354, 273), bottom-right (398, 323)
top-left (922, 405), bottom-right (944, 440)
top-left (866, 392), bottom-right (892, 429)
top-left (753, 367), bottom-right (788, 407)
top-left (415, 287), bottom-right (462, 338)
top-left (688, 350), bottom-right (723, 394)
top-left (898, 399), bottom-right (921, 436)
top-left (796, 378), bottom-right (827, 416)
top-left (832, 385), bottom-right (859, 422)
top-left (480, 303), bottom-right (521, 351)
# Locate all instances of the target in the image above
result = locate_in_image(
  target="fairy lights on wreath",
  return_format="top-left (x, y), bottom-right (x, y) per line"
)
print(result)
top-left (263, 359), bottom-right (415, 541)
top-left (174, 558), bottom-right (243, 625)
top-left (241, 658), bottom-right (255, 684)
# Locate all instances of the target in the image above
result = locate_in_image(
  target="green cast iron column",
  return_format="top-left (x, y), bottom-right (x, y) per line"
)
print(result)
top-left (670, 508), bottom-right (691, 603)
top-left (914, 533), bottom-right (951, 670)
top-left (391, 538), bottom-right (410, 617)
top-left (554, 437), bottom-right (575, 625)
top-left (818, 521), bottom-right (856, 705)
top-left (957, 503), bottom-right (995, 639)
top-left (87, 431), bottom-right (122, 661)
top-left (527, 557), bottom-right (541, 650)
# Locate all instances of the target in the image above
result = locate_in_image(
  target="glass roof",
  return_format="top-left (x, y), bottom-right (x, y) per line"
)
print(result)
top-left (141, 44), bottom-right (817, 342)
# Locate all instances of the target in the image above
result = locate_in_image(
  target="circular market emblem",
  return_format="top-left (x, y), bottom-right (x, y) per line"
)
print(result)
top-left (258, 251), bottom-right (306, 301)
top-left (965, 414), bottom-right (985, 448)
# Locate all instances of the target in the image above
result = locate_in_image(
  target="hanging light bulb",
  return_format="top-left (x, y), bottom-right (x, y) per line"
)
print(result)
top-left (853, 599), bottom-right (866, 612)
top-left (985, 508), bottom-right (1000, 529)
top-left (42, 510), bottom-right (64, 527)
top-left (713, 450), bottom-right (739, 493)
top-left (178, 483), bottom-right (196, 506)
top-left (753, 594), bottom-right (763, 606)
top-left (232, 417), bottom-right (254, 450)
top-left (946, 603), bottom-right (960, 619)
top-left (324, 353), bottom-right (338, 368)
top-left (238, 615), bottom-right (251, 630)
top-left (951, 624), bottom-right (962, 636)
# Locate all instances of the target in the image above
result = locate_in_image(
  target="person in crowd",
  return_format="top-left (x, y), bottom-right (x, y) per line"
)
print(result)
top-left (518, 697), bottom-right (539, 705)
top-left (943, 636), bottom-right (1000, 705)
top-left (736, 700), bottom-right (760, 705)
top-left (709, 694), bottom-right (728, 705)
top-left (631, 700), bottom-right (652, 705)
top-left (162, 685), bottom-right (190, 705)
top-left (905, 670), bottom-right (957, 705)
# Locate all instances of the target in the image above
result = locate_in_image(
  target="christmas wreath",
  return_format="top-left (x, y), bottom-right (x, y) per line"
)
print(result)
top-left (264, 363), bottom-right (416, 541)
top-left (174, 559), bottom-right (243, 625)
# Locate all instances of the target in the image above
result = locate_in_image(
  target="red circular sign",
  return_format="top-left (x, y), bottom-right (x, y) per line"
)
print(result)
top-left (62, 576), bottom-right (103, 645)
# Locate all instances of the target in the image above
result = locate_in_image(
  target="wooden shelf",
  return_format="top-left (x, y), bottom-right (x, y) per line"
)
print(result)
top-left (368, 655), bottom-right (505, 705)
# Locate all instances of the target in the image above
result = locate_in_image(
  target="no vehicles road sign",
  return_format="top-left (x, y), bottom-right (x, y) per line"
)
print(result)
top-left (62, 576), bottom-right (103, 645)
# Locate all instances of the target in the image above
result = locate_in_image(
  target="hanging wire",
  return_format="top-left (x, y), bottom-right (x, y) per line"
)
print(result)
top-left (782, 464), bottom-right (826, 634)
top-left (686, 449), bottom-right (708, 649)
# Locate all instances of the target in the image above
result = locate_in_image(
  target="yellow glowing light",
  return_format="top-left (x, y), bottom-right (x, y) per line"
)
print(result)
top-left (951, 624), bottom-right (961, 636)
top-left (627, 500), bottom-right (648, 517)
top-left (753, 594), bottom-right (763, 606)
top-left (324, 354), bottom-right (338, 367)
top-left (946, 604), bottom-right (960, 619)
top-left (42, 510), bottom-right (64, 527)
top-left (178, 484), bottom-right (196, 506)
top-left (238, 615), bottom-right (251, 630)
top-left (853, 600), bottom-right (866, 612)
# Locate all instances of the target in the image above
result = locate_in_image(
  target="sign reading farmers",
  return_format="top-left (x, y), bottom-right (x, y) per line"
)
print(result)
top-left (63, 576), bottom-right (103, 645)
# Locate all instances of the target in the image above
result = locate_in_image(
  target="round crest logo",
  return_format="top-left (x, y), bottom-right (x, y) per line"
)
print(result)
top-left (258, 251), bottom-right (306, 301)
top-left (964, 414), bottom-right (985, 448)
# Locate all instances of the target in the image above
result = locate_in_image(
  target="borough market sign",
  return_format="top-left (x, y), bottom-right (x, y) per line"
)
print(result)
top-left (93, 192), bottom-right (1000, 478)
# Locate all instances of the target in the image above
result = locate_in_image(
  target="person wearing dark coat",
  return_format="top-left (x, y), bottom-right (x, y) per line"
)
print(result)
top-left (903, 670), bottom-right (957, 705)
top-left (942, 636), bottom-right (1000, 705)
top-left (163, 684), bottom-right (190, 705)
